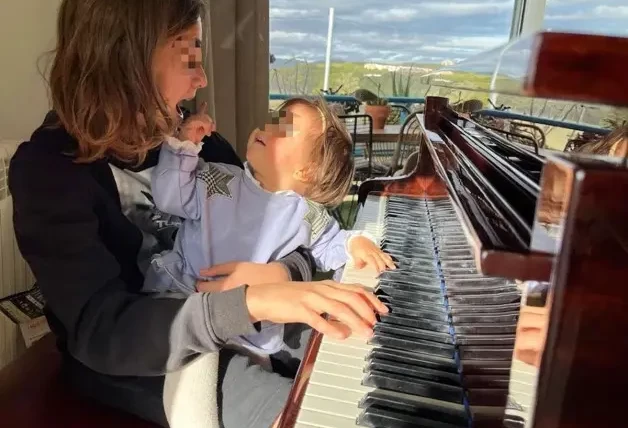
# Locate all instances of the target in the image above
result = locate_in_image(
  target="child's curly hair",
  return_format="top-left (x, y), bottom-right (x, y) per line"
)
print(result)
top-left (278, 97), bottom-right (355, 207)
top-left (575, 126), bottom-right (628, 157)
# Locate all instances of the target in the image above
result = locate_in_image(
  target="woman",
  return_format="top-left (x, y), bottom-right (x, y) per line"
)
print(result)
top-left (9, 1), bottom-right (385, 426)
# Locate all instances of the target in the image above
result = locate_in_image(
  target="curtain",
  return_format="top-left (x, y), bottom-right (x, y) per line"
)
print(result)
top-left (196, 0), bottom-right (270, 158)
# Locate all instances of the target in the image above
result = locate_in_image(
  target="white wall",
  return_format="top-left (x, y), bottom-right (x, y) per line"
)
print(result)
top-left (0, 1), bottom-right (61, 140)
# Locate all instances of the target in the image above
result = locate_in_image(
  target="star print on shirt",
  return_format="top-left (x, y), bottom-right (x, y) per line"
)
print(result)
top-left (196, 164), bottom-right (235, 200)
top-left (304, 200), bottom-right (332, 243)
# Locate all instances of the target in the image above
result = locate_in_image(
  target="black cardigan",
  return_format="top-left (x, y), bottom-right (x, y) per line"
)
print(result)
top-left (9, 112), bottom-right (314, 375)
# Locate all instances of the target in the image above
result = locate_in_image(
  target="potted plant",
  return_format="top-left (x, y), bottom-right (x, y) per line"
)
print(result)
top-left (356, 85), bottom-right (390, 130)
top-left (365, 96), bottom-right (390, 130)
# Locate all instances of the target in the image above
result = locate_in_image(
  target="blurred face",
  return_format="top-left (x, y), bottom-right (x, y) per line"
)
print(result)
top-left (153, 20), bottom-right (208, 114)
top-left (246, 103), bottom-right (321, 192)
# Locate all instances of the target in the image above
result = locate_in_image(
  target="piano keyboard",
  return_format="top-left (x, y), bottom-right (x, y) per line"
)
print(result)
top-left (295, 194), bottom-right (521, 428)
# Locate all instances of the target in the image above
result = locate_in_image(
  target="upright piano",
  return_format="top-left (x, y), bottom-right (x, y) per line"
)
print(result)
top-left (279, 32), bottom-right (628, 428)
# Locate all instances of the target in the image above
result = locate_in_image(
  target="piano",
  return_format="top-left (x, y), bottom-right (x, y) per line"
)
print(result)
top-left (279, 32), bottom-right (628, 428)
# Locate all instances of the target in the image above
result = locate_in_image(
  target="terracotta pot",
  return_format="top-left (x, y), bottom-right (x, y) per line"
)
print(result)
top-left (365, 104), bottom-right (390, 130)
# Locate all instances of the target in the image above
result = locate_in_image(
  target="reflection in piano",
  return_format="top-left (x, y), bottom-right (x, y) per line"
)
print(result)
top-left (279, 31), bottom-right (628, 428)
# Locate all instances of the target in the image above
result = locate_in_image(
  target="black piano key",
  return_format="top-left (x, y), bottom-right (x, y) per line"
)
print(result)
top-left (369, 333), bottom-right (455, 358)
top-left (366, 348), bottom-right (459, 373)
top-left (460, 359), bottom-right (512, 375)
top-left (362, 370), bottom-right (465, 403)
top-left (446, 285), bottom-right (518, 296)
top-left (357, 407), bottom-right (464, 428)
top-left (448, 291), bottom-right (521, 305)
top-left (365, 358), bottom-right (461, 386)
top-left (441, 268), bottom-right (479, 277)
top-left (452, 313), bottom-right (519, 324)
top-left (376, 286), bottom-right (444, 304)
top-left (456, 335), bottom-right (516, 346)
top-left (358, 389), bottom-right (469, 426)
top-left (378, 274), bottom-right (441, 287)
top-left (378, 296), bottom-right (449, 321)
top-left (377, 278), bottom-right (442, 293)
top-left (450, 302), bottom-right (521, 314)
top-left (459, 346), bottom-right (514, 360)
top-left (455, 324), bottom-right (517, 335)
top-left (463, 374), bottom-right (511, 388)
top-left (439, 250), bottom-right (474, 259)
top-left (374, 323), bottom-right (453, 345)
top-left (382, 245), bottom-right (434, 257)
top-left (466, 388), bottom-right (509, 406)
top-left (472, 407), bottom-right (512, 428)
top-left (445, 277), bottom-right (514, 287)
top-left (380, 313), bottom-right (451, 333)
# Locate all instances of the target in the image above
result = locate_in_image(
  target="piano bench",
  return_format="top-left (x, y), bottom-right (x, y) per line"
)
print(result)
top-left (0, 334), bottom-right (159, 428)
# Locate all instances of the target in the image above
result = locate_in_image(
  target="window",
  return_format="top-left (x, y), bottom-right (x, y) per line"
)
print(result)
top-left (544, 0), bottom-right (627, 37)
top-left (269, 0), bottom-right (516, 99)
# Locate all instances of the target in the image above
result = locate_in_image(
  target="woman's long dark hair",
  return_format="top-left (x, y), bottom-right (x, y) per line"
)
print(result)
top-left (49, 0), bottom-right (206, 164)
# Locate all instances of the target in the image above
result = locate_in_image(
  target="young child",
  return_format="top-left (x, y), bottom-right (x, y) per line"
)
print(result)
top-left (144, 97), bottom-right (394, 354)
top-left (576, 125), bottom-right (628, 158)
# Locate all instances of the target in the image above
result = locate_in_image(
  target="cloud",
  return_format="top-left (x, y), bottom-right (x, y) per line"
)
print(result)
top-left (420, 1), bottom-right (513, 16)
top-left (269, 0), bottom-right (625, 63)
top-left (270, 31), bottom-right (326, 44)
top-left (545, 12), bottom-right (587, 21)
top-left (270, 8), bottom-right (320, 19)
top-left (594, 5), bottom-right (628, 18)
top-left (438, 35), bottom-right (508, 49)
top-left (362, 8), bottom-right (420, 22)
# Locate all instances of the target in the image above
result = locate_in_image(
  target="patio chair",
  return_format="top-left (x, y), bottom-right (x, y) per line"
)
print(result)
top-left (387, 104), bottom-right (411, 125)
top-left (389, 112), bottom-right (427, 176)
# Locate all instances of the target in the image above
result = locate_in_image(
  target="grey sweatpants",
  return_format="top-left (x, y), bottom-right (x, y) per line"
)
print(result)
top-left (64, 323), bottom-right (312, 428)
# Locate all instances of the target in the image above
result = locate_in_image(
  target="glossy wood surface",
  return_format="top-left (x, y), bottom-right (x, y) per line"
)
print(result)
top-left (277, 331), bottom-right (323, 428)
top-left (424, 97), bottom-right (553, 281)
top-left (526, 32), bottom-right (628, 107)
top-left (531, 156), bottom-right (628, 428)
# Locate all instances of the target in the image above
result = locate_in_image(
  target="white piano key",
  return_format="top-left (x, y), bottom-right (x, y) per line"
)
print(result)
top-left (305, 383), bottom-right (367, 406)
top-left (309, 361), bottom-right (364, 381)
top-left (308, 363), bottom-right (373, 396)
top-left (296, 408), bottom-right (358, 428)
top-left (315, 350), bottom-right (364, 368)
top-left (318, 340), bottom-right (370, 360)
top-left (300, 395), bottom-right (360, 421)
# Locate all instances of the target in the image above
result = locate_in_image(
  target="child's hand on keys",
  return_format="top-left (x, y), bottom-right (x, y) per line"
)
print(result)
top-left (348, 236), bottom-right (396, 273)
top-left (179, 102), bottom-right (216, 144)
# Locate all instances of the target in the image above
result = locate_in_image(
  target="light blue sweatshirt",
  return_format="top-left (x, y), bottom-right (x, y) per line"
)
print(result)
top-left (144, 137), bottom-right (357, 353)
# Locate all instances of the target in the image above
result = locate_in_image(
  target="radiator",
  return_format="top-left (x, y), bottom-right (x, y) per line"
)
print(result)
top-left (0, 140), bottom-right (35, 369)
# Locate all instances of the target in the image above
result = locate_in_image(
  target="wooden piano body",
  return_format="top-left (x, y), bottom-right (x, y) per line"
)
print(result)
top-left (280, 32), bottom-right (628, 428)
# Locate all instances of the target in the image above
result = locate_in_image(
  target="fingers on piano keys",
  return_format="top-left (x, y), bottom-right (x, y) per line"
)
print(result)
top-left (295, 195), bottom-right (519, 428)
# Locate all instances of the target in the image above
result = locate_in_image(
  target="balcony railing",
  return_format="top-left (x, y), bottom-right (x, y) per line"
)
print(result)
top-left (474, 109), bottom-right (611, 135)
top-left (269, 94), bottom-right (426, 105)
top-left (269, 93), bottom-right (611, 136)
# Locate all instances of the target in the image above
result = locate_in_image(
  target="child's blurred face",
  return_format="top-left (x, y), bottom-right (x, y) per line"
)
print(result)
top-left (246, 103), bottom-right (321, 189)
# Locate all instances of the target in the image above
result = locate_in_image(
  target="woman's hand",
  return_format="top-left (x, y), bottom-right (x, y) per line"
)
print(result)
top-left (349, 236), bottom-right (396, 272)
top-left (197, 261), bottom-right (290, 292)
top-left (179, 102), bottom-right (216, 144)
top-left (246, 280), bottom-right (388, 339)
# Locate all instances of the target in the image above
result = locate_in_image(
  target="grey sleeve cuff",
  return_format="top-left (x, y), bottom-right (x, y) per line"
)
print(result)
top-left (205, 286), bottom-right (258, 342)
top-left (278, 247), bottom-right (315, 282)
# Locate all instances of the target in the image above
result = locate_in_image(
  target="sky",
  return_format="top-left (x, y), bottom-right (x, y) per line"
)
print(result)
top-left (269, 0), bottom-right (628, 64)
